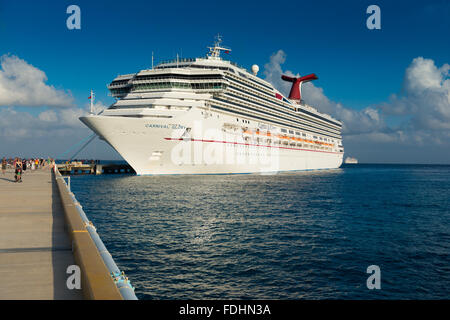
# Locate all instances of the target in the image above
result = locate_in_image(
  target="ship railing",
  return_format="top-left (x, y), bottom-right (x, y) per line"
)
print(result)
top-left (298, 103), bottom-right (336, 121)
top-left (157, 57), bottom-right (196, 65)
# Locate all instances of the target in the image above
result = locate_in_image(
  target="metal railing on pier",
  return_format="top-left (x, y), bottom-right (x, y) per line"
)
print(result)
top-left (54, 164), bottom-right (138, 300)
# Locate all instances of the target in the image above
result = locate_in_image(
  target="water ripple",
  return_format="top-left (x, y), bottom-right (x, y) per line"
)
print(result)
top-left (70, 164), bottom-right (450, 299)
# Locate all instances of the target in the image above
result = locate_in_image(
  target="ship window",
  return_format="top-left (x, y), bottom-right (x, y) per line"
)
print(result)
top-left (281, 129), bottom-right (287, 133)
top-left (289, 130), bottom-right (294, 134)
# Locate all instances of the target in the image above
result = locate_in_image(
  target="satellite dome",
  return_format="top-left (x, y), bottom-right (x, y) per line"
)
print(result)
top-left (251, 64), bottom-right (259, 76)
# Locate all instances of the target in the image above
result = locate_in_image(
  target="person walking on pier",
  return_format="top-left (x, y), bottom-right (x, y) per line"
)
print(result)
top-left (1, 158), bottom-right (6, 175)
top-left (22, 159), bottom-right (27, 175)
top-left (15, 158), bottom-right (23, 183)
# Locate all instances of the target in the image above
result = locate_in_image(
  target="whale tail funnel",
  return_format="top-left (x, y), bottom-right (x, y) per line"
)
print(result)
top-left (281, 73), bottom-right (318, 102)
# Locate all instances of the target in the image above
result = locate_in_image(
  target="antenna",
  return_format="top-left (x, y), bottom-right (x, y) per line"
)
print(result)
top-left (207, 34), bottom-right (231, 59)
top-left (215, 33), bottom-right (222, 45)
top-left (152, 51), bottom-right (154, 69)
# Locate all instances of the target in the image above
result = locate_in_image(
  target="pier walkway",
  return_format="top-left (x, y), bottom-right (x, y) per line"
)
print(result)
top-left (0, 168), bottom-right (82, 299)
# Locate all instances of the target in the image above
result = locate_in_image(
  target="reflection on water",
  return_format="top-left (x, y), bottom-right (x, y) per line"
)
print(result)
top-left (70, 164), bottom-right (450, 299)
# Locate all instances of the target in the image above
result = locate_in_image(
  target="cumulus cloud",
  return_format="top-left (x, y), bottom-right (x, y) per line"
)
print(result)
top-left (0, 107), bottom-right (88, 140)
top-left (0, 54), bottom-right (94, 140)
top-left (0, 54), bottom-right (119, 159)
top-left (263, 50), bottom-right (450, 162)
top-left (0, 54), bottom-right (74, 107)
top-left (381, 57), bottom-right (450, 133)
top-left (0, 104), bottom-right (121, 159)
top-left (263, 50), bottom-right (292, 94)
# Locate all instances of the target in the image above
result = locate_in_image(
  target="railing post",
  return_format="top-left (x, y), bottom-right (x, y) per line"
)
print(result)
top-left (63, 176), bottom-right (71, 191)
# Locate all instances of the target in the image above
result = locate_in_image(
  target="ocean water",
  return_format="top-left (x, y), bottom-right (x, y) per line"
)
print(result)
top-left (69, 164), bottom-right (450, 299)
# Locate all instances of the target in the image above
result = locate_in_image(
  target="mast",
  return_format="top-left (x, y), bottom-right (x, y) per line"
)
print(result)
top-left (207, 34), bottom-right (231, 60)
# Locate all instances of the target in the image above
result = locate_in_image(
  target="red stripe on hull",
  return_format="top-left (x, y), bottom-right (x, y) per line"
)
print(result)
top-left (164, 138), bottom-right (342, 155)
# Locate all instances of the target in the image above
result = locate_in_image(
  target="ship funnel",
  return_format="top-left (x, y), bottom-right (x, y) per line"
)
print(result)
top-left (281, 73), bottom-right (318, 102)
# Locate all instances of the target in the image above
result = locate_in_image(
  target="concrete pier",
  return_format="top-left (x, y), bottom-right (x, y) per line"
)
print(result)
top-left (0, 168), bottom-right (83, 299)
top-left (0, 166), bottom-right (128, 300)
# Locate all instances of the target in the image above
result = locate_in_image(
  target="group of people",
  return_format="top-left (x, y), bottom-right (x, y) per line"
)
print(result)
top-left (1, 157), bottom-right (54, 182)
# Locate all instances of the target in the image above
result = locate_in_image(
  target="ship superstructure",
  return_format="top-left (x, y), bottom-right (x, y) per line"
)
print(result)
top-left (80, 36), bottom-right (344, 175)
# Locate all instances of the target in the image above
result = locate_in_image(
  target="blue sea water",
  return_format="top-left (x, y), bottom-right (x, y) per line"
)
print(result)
top-left (69, 164), bottom-right (450, 299)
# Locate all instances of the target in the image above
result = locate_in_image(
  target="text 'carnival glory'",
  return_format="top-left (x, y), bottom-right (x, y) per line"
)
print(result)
top-left (80, 37), bottom-right (344, 175)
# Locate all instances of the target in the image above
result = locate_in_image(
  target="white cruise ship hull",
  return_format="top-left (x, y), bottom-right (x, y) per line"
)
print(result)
top-left (80, 110), bottom-right (343, 175)
top-left (82, 38), bottom-right (345, 174)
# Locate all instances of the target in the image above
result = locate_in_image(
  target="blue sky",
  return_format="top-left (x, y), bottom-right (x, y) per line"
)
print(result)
top-left (1, 0), bottom-right (449, 162)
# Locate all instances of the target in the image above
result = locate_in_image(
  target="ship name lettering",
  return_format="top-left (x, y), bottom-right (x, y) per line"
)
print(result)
top-left (144, 123), bottom-right (185, 130)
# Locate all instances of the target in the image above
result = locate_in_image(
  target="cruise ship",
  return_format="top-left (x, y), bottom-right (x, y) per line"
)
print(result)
top-left (80, 37), bottom-right (344, 175)
top-left (344, 157), bottom-right (358, 164)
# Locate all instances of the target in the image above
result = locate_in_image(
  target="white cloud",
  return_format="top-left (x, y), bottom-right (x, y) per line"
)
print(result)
top-left (0, 55), bottom-right (119, 159)
top-left (0, 54), bottom-right (74, 108)
top-left (263, 50), bottom-right (293, 95)
top-left (38, 109), bottom-right (58, 122)
top-left (58, 108), bottom-right (88, 127)
top-left (0, 107), bottom-right (88, 140)
top-left (381, 57), bottom-right (450, 132)
top-left (0, 105), bottom-right (121, 159)
top-left (403, 57), bottom-right (447, 92)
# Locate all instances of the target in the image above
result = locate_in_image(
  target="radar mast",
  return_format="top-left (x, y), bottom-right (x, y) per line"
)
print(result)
top-left (207, 34), bottom-right (231, 60)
